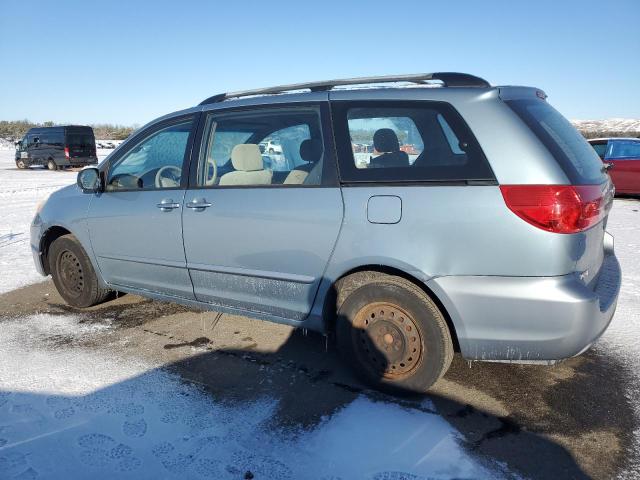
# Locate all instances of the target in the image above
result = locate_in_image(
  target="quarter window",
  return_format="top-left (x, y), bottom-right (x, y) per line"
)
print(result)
top-left (107, 119), bottom-right (193, 191)
top-left (506, 98), bottom-right (606, 185)
top-left (335, 102), bottom-right (494, 183)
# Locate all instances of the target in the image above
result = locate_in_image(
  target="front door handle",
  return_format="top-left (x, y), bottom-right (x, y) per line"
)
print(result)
top-left (157, 198), bottom-right (181, 212)
top-left (186, 198), bottom-right (212, 210)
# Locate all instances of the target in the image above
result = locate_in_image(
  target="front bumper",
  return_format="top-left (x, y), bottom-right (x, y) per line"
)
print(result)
top-left (30, 215), bottom-right (47, 276)
top-left (427, 233), bottom-right (621, 362)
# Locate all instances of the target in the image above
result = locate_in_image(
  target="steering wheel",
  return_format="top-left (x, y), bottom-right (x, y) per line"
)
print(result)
top-left (205, 158), bottom-right (217, 186)
top-left (155, 165), bottom-right (182, 188)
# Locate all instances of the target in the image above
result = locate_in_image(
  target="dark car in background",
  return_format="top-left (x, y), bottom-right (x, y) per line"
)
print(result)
top-left (588, 137), bottom-right (640, 195)
top-left (15, 126), bottom-right (98, 170)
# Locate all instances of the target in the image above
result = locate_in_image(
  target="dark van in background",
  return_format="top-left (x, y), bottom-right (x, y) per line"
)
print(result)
top-left (15, 126), bottom-right (98, 170)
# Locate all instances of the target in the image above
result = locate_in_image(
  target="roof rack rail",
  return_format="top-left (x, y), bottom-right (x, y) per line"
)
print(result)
top-left (199, 72), bottom-right (490, 105)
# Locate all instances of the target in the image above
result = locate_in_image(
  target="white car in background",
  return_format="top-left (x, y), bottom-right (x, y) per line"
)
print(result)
top-left (259, 139), bottom-right (283, 154)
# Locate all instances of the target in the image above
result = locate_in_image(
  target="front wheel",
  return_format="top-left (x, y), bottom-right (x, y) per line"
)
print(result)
top-left (47, 159), bottom-right (58, 171)
top-left (335, 272), bottom-right (454, 394)
top-left (49, 234), bottom-right (111, 308)
top-left (16, 159), bottom-right (28, 169)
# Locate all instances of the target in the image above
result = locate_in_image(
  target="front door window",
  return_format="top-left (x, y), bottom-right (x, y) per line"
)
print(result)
top-left (107, 120), bottom-right (193, 191)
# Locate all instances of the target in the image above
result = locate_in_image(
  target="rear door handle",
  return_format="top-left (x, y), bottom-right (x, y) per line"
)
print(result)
top-left (186, 198), bottom-right (212, 210)
top-left (157, 199), bottom-right (181, 211)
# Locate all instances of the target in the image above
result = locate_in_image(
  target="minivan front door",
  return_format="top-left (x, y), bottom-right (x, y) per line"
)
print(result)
top-left (87, 116), bottom-right (197, 299)
top-left (182, 105), bottom-right (343, 320)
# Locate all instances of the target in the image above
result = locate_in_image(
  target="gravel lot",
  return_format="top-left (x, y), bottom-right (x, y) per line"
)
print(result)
top-left (0, 148), bottom-right (639, 479)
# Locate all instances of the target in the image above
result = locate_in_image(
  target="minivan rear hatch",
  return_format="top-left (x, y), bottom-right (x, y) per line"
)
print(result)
top-left (502, 93), bottom-right (615, 288)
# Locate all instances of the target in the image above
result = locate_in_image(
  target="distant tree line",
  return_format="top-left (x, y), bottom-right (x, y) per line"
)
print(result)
top-left (575, 129), bottom-right (640, 140)
top-left (0, 120), bottom-right (136, 141)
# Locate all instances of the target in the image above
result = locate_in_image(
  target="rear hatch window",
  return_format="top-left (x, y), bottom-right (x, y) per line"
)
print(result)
top-left (506, 98), bottom-right (607, 185)
top-left (67, 132), bottom-right (95, 157)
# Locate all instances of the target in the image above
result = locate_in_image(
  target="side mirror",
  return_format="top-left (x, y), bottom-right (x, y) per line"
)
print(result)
top-left (77, 167), bottom-right (102, 193)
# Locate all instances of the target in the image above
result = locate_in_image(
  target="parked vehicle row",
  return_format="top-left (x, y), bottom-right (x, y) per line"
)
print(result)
top-left (96, 141), bottom-right (117, 149)
top-left (31, 73), bottom-right (620, 394)
top-left (588, 137), bottom-right (640, 195)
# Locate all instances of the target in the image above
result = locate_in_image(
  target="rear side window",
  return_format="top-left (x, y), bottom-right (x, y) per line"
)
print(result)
top-left (609, 140), bottom-right (640, 159)
top-left (333, 101), bottom-right (494, 183)
top-left (506, 98), bottom-right (606, 184)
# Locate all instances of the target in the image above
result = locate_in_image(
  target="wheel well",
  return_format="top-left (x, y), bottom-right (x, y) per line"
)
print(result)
top-left (40, 226), bottom-right (72, 275)
top-left (326, 265), bottom-right (461, 352)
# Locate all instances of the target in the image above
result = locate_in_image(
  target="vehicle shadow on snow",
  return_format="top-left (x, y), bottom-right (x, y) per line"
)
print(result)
top-left (0, 284), bottom-right (635, 479)
top-left (195, 330), bottom-right (633, 480)
top-left (0, 331), bottom-right (605, 480)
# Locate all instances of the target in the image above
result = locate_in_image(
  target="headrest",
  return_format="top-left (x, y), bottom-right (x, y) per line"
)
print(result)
top-left (373, 128), bottom-right (400, 153)
top-left (299, 138), bottom-right (323, 162)
top-left (231, 144), bottom-right (263, 171)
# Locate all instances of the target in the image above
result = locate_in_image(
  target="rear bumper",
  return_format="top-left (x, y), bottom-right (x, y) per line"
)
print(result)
top-left (427, 232), bottom-right (621, 362)
top-left (57, 156), bottom-right (98, 167)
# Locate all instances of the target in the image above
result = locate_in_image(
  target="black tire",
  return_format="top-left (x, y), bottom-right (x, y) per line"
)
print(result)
top-left (335, 271), bottom-right (454, 394)
top-left (15, 159), bottom-right (27, 169)
top-left (49, 234), bottom-right (111, 308)
top-left (47, 159), bottom-right (58, 171)
top-left (269, 148), bottom-right (275, 154)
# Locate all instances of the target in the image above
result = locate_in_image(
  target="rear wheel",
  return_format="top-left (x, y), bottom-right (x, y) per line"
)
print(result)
top-left (335, 272), bottom-right (453, 394)
top-left (49, 234), bottom-right (111, 308)
top-left (47, 159), bottom-right (58, 171)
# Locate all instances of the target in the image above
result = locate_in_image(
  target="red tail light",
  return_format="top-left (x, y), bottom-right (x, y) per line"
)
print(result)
top-left (64, 146), bottom-right (70, 158)
top-left (500, 185), bottom-right (604, 234)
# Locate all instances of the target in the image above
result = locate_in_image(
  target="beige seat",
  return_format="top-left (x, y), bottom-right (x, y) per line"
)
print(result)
top-left (283, 169), bottom-right (308, 185)
top-left (219, 144), bottom-right (272, 186)
top-left (283, 139), bottom-right (323, 185)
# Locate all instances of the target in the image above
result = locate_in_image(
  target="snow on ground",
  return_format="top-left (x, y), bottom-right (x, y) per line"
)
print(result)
top-left (0, 312), bottom-right (495, 479)
top-left (0, 139), bottom-right (16, 150)
top-left (0, 149), bottom-right (111, 294)
top-left (597, 199), bottom-right (640, 478)
top-left (0, 149), bottom-right (500, 479)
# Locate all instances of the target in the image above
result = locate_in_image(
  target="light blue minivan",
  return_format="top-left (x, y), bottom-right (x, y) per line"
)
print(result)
top-left (31, 73), bottom-right (621, 393)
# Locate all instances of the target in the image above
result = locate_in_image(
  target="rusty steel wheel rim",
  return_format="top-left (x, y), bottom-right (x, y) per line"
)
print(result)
top-left (57, 250), bottom-right (84, 298)
top-left (352, 302), bottom-right (422, 379)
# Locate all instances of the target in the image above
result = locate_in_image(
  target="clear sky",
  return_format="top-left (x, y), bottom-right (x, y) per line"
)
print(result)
top-left (1, 0), bottom-right (638, 126)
